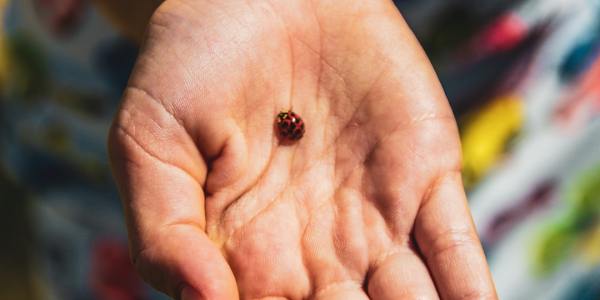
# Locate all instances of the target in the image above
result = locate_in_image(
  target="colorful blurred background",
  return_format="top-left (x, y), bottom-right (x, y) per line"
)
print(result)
top-left (1, 0), bottom-right (599, 299)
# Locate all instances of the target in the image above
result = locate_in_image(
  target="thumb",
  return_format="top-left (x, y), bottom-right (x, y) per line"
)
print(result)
top-left (108, 87), bottom-right (238, 299)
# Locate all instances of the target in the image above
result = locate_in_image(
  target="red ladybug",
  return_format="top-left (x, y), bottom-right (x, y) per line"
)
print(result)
top-left (276, 110), bottom-right (305, 141)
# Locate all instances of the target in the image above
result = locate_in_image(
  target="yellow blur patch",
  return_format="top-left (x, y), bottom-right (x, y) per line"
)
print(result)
top-left (578, 224), bottom-right (600, 265)
top-left (460, 95), bottom-right (524, 189)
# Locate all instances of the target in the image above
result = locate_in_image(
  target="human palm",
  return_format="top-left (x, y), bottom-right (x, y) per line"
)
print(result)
top-left (108, 0), bottom-right (496, 299)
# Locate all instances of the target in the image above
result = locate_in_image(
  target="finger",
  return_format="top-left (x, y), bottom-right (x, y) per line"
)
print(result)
top-left (415, 172), bottom-right (497, 299)
top-left (108, 88), bottom-right (238, 299)
top-left (313, 281), bottom-right (369, 300)
top-left (367, 247), bottom-right (439, 300)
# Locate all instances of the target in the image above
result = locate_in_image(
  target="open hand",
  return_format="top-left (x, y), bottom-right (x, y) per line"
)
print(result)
top-left (108, 0), bottom-right (496, 299)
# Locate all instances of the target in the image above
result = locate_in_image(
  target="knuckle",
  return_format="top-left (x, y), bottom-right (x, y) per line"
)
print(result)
top-left (428, 227), bottom-right (480, 259)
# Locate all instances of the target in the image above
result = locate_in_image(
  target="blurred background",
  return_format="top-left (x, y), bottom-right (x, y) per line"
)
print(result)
top-left (1, 0), bottom-right (599, 299)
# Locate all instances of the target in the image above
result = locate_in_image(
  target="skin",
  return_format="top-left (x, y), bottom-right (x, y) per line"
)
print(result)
top-left (107, 0), bottom-right (497, 299)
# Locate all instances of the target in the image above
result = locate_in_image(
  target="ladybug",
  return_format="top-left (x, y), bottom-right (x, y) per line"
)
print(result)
top-left (276, 110), bottom-right (305, 141)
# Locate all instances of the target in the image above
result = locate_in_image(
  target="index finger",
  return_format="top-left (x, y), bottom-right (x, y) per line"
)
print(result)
top-left (414, 172), bottom-right (498, 299)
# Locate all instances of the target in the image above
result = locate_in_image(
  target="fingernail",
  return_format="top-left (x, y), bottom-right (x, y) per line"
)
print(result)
top-left (181, 285), bottom-right (204, 300)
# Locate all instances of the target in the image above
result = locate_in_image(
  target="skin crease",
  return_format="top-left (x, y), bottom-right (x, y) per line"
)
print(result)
top-left (107, 0), bottom-right (498, 299)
